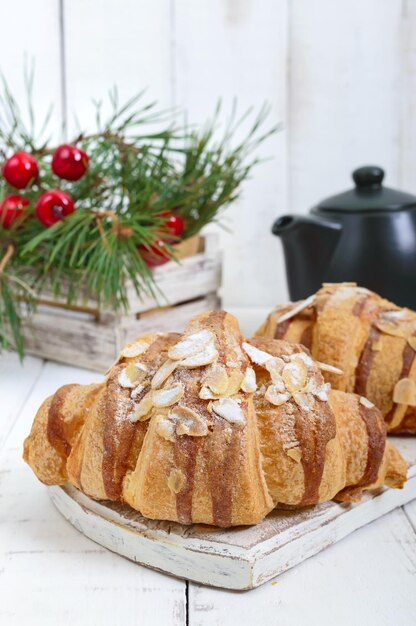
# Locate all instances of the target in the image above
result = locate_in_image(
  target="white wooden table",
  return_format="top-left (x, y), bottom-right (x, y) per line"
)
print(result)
top-left (1, 309), bottom-right (416, 625)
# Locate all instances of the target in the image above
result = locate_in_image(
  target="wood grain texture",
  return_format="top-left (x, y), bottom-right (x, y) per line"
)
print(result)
top-left (289, 0), bottom-right (404, 214)
top-left (0, 354), bottom-right (43, 450)
top-left (62, 0), bottom-right (173, 136)
top-left (0, 348), bottom-right (415, 624)
top-left (0, 357), bottom-right (186, 626)
top-left (173, 0), bottom-right (289, 309)
top-left (3, 1), bottom-right (416, 311)
top-left (19, 235), bottom-right (221, 372)
top-left (0, 1), bottom-right (63, 144)
top-left (399, 0), bottom-right (416, 193)
top-left (188, 507), bottom-right (416, 626)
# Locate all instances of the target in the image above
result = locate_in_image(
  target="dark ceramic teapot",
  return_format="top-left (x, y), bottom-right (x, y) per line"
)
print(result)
top-left (272, 166), bottom-right (416, 309)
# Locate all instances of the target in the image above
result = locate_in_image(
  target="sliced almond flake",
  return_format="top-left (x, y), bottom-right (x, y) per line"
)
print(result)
top-left (172, 406), bottom-right (208, 437)
top-left (118, 362), bottom-right (148, 388)
top-left (242, 342), bottom-right (273, 366)
top-left (120, 340), bottom-right (150, 358)
top-left (180, 343), bottom-right (219, 368)
top-left (306, 378), bottom-right (330, 401)
top-left (383, 309), bottom-right (409, 320)
top-left (290, 351), bottom-right (314, 368)
top-left (408, 337), bottom-right (416, 351)
top-left (203, 363), bottom-right (229, 395)
top-left (322, 282), bottom-right (357, 287)
top-left (264, 357), bottom-right (285, 382)
top-left (275, 378), bottom-right (286, 393)
top-left (293, 391), bottom-right (313, 412)
top-left (225, 371), bottom-right (244, 396)
top-left (241, 367), bottom-right (257, 393)
top-left (118, 368), bottom-right (136, 389)
top-left (212, 397), bottom-right (246, 424)
top-left (131, 383), bottom-right (145, 399)
top-left (156, 416), bottom-right (176, 442)
top-left (393, 378), bottom-right (416, 406)
top-left (276, 294), bottom-right (316, 324)
top-left (360, 396), bottom-right (375, 409)
top-left (200, 372), bottom-right (244, 399)
top-left (167, 468), bottom-right (186, 494)
top-left (153, 383), bottom-right (184, 407)
top-left (283, 440), bottom-right (300, 450)
top-left (265, 385), bottom-right (290, 406)
top-left (316, 361), bottom-right (343, 376)
top-left (282, 360), bottom-right (308, 393)
top-left (375, 321), bottom-right (409, 339)
top-left (127, 392), bottom-right (153, 422)
top-left (176, 419), bottom-right (208, 437)
top-left (151, 359), bottom-right (177, 389)
top-left (168, 330), bottom-right (214, 361)
top-left (286, 447), bottom-right (302, 463)
top-left (199, 386), bottom-right (220, 400)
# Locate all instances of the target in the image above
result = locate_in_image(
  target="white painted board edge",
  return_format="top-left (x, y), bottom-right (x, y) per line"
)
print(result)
top-left (48, 439), bottom-right (416, 591)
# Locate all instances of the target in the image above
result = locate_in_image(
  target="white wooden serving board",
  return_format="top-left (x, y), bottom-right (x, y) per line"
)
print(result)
top-left (49, 437), bottom-right (416, 591)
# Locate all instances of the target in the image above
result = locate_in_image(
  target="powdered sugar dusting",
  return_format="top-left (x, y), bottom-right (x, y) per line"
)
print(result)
top-left (242, 342), bottom-right (272, 366)
top-left (212, 397), bottom-right (246, 424)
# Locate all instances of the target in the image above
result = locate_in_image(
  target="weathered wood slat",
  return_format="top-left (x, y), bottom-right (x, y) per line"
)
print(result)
top-left (22, 293), bottom-right (219, 373)
top-left (114, 293), bottom-right (220, 354)
top-left (289, 0), bottom-right (404, 214)
top-left (188, 506), bottom-right (416, 626)
top-left (0, 359), bottom-right (186, 626)
top-left (19, 235), bottom-right (221, 372)
top-left (173, 0), bottom-right (288, 308)
top-left (125, 234), bottom-right (221, 314)
top-left (0, 353), bottom-right (44, 450)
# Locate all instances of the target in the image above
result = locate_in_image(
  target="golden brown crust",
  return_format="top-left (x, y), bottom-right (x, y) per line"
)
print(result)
top-left (249, 337), bottom-right (336, 506)
top-left (257, 284), bottom-right (416, 434)
top-left (23, 309), bottom-right (407, 527)
top-left (101, 332), bottom-right (179, 500)
top-left (22, 383), bottom-right (102, 485)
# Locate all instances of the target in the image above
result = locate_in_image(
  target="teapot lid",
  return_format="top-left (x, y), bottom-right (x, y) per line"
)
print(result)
top-left (316, 166), bottom-right (416, 213)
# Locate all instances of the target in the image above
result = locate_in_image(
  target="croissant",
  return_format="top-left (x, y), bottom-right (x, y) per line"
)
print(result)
top-left (256, 283), bottom-right (416, 434)
top-left (24, 310), bottom-right (406, 527)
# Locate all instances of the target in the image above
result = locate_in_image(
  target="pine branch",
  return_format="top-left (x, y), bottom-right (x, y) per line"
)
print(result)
top-left (0, 73), bottom-right (278, 356)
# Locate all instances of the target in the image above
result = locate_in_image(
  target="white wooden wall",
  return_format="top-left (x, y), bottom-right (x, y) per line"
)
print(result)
top-left (1, 0), bottom-right (416, 308)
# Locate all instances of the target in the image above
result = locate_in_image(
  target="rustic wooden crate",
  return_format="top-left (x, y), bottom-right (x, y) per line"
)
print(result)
top-left (21, 234), bottom-right (221, 372)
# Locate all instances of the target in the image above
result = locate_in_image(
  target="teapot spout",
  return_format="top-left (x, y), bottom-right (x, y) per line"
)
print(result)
top-left (272, 215), bottom-right (342, 300)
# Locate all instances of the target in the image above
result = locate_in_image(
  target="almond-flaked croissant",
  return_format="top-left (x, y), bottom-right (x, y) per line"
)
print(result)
top-left (256, 283), bottom-right (416, 434)
top-left (23, 310), bottom-right (406, 527)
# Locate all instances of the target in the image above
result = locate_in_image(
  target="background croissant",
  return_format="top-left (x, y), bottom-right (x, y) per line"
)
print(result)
top-left (257, 283), bottom-right (416, 434)
top-left (24, 310), bottom-right (406, 527)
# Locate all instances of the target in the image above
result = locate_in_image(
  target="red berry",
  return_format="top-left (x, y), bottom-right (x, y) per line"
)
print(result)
top-left (159, 211), bottom-right (185, 239)
top-left (52, 144), bottom-right (89, 181)
top-left (35, 190), bottom-right (75, 227)
top-left (138, 240), bottom-right (171, 267)
top-left (3, 152), bottom-right (39, 189)
top-left (0, 195), bottom-right (29, 228)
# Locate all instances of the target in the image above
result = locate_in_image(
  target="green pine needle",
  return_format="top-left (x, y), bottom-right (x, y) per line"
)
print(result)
top-left (0, 74), bottom-right (278, 356)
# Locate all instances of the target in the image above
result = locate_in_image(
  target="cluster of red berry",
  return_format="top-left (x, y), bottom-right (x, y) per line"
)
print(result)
top-left (138, 211), bottom-right (184, 267)
top-left (0, 144), bottom-right (88, 228)
top-left (0, 145), bottom-right (185, 267)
